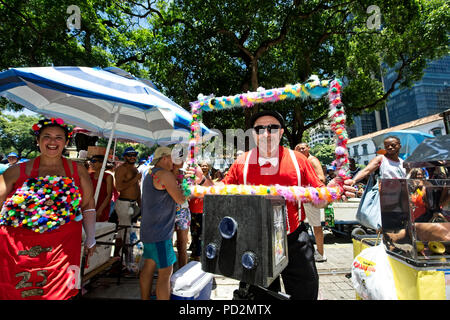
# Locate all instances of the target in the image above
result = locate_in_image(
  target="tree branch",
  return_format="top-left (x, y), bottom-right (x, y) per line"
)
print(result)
top-left (352, 54), bottom-right (411, 112)
top-left (254, 0), bottom-right (357, 59)
top-left (115, 0), bottom-right (187, 26)
top-left (117, 52), bottom-right (149, 66)
top-left (254, 12), bottom-right (292, 59)
top-left (216, 29), bottom-right (255, 61)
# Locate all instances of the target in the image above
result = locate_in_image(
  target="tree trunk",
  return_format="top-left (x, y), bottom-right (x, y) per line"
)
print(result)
top-left (244, 58), bottom-right (260, 131)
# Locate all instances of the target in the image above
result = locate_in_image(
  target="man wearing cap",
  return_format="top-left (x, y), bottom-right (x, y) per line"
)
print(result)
top-left (6, 152), bottom-right (19, 167)
top-left (190, 110), bottom-right (355, 300)
top-left (139, 146), bottom-right (187, 300)
top-left (114, 147), bottom-right (141, 256)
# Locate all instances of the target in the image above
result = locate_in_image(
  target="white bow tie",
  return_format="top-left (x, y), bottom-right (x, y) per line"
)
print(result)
top-left (258, 156), bottom-right (278, 167)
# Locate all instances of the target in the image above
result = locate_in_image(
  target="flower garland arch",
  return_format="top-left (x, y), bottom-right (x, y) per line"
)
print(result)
top-left (183, 77), bottom-right (350, 205)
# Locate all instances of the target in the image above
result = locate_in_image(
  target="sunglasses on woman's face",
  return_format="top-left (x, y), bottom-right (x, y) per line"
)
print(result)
top-left (253, 124), bottom-right (281, 134)
top-left (90, 159), bottom-right (102, 163)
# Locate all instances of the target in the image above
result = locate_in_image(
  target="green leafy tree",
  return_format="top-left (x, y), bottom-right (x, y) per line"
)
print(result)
top-left (0, 0), bottom-right (132, 112)
top-left (0, 114), bottom-right (41, 158)
top-left (96, 138), bottom-right (157, 161)
top-left (0, 0), bottom-right (448, 152)
top-left (310, 143), bottom-right (336, 166)
top-left (0, 0), bottom-right (123, 70)
top-left (115, 0), bottom-right (449, 149)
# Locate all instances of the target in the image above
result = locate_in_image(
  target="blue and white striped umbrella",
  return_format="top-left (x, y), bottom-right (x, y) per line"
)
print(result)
top-left (0, 66), bottom-right (215, 201)
top-left (0, 66), bottom-right (214, 146)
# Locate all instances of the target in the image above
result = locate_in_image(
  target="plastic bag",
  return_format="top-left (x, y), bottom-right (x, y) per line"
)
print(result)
top-left (351, 244), bottom-right (397, 300)
top-left (356, 174), bottom-right (381, 230)
top-left (126, 225), bottom-right (143, 273)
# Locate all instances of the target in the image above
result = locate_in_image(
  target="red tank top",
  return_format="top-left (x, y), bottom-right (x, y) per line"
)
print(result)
top-left (0, 157), bottom-right (84, 300)
top-left (8, 156), bottom-right (81, 198)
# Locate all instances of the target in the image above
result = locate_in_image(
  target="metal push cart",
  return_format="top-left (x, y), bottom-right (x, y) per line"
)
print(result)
top-left (352, 134), bottom-right (450, 300)
top-left (80, 223), bottom-right (142, 288)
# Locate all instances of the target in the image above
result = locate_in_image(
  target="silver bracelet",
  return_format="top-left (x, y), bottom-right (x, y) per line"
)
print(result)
top-left (83, 209), bottom-right (96, 214)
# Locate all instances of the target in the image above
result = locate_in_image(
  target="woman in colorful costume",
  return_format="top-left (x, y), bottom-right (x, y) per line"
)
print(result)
top-left (0, 118), bottom-right (96, 300)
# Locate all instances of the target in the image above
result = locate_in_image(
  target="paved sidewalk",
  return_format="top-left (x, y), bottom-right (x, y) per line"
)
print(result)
top-left (316, 243), bottom-right (356, 300)
top-left (209, 241), bottom-right (356, 300)
top-left (83, 230), bottom-right (357, 300)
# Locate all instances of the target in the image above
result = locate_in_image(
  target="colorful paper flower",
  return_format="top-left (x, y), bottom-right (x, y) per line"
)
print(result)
top-left (182, 76), bottom-right (350, 201)
top-left (188, 184), bottom-right (342, 204)
top-left (31, 118), bottom-right (73, 139)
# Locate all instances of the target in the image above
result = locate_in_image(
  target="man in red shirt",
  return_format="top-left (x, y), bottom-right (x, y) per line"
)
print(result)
top-left (193, 110), bottom-right (355, 300)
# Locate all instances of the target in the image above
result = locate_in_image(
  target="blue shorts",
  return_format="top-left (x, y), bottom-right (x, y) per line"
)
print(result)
top-left (142, 239), bottom-right (177, 269)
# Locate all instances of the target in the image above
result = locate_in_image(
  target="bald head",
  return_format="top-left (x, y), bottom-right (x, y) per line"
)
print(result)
top-left (295, 143), bottom-right (310, 157)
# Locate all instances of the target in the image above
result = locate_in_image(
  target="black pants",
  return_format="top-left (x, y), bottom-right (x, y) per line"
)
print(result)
top-left (244, 222), bottom-right (319, 300)
top-left (189, 212), bottom-right (203, 257)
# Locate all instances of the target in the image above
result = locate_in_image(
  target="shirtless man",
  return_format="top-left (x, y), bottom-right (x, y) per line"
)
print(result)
top-left (114, 147), bottom-right (141, 254)
top-left (295, 143), bottom-right (327, 262)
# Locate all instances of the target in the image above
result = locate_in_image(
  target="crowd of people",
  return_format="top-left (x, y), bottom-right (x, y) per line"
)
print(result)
top-left (3, 113), bottom-right (446, 301)
top-left (0, 113), bottom-right (357, 300)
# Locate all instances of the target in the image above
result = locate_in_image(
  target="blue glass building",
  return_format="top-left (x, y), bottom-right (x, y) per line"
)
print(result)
top-left (349, 55), bottom-right (450, 138)
top-left (384, 55), bottom-right (450, 127)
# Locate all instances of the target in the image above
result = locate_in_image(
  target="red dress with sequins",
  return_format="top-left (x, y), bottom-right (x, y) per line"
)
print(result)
top-left (0, 157), bottom-right (83, 300)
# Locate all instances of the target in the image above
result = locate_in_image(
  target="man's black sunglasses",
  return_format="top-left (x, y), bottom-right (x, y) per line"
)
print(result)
top-left (253, 124), bottom-right (282, 134)
top-left (125, 153), bottom-right (138, 157)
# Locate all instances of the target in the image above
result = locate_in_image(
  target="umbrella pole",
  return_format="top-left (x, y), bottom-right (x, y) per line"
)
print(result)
top-left (113, 138), bottom-right (118, 161)
top-left (94, 106), bottom-right (122, 203)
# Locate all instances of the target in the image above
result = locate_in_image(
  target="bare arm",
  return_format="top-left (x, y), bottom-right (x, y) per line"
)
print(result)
top-left (351, 155), bottom-right (383, 185)
top-left (184, 165), bottom-right (217, 187)
top-left (77, 162), bottom-right (95, 211)
top-left (76, 162), bottom-right (97, 255)
top-left (96, 174), bottom-right (113, 219)
top-left (308, 157), bottom-right (326, 184)
top-left (0, 165), bottom-right (21, 204)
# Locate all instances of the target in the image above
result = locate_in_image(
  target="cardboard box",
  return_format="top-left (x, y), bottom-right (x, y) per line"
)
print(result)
top-left (87, 146), bottom-right (112, 157)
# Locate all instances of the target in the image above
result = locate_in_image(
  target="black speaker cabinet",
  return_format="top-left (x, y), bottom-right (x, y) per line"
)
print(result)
top-left (201, 195), bottom-right (289, 287)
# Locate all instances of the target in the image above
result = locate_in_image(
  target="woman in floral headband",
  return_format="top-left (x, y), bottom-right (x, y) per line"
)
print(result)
top-left (31, 118), bottom-right (74, 139)
top-left (0, 118), bottom-right (96, 300)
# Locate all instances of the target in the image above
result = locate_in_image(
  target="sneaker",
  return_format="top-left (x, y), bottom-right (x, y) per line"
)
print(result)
top-left (314, 250), bottom-right (327, 262)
